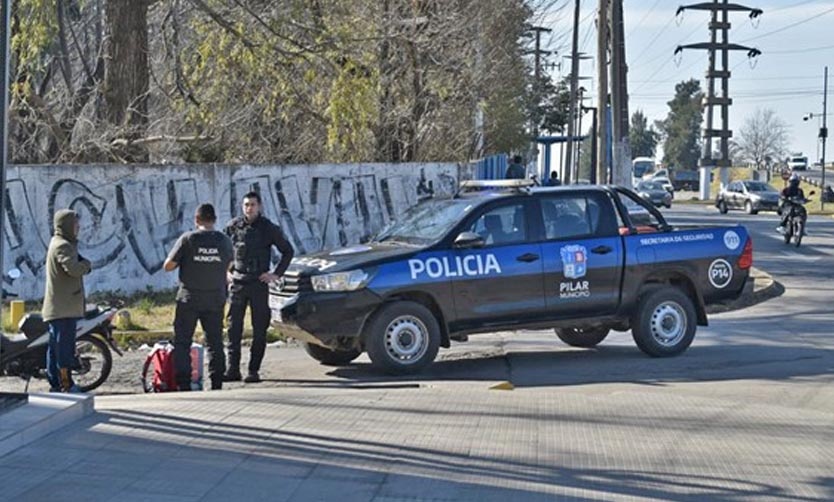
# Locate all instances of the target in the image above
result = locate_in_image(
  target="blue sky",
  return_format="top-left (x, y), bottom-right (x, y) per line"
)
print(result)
top-left (537, 0), bottom-right (834, 164)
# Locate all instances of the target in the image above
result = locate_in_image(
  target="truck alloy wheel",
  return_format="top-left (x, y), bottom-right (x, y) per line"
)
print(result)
top-left (365, 302), bottom-right (440, 375)
top-left (631, 287), bottom-right (697, 357)
top-left (555, 327), bottom-right (610, 348)
top-left (302, 342), bottom-right (361, 366)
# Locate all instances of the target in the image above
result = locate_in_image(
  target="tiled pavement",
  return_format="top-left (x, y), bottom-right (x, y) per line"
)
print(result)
top-left (0, 381), bottom-right (831, 502)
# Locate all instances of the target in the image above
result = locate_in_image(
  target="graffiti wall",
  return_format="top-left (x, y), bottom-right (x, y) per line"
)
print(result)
top-left (3, 163), bottom-right (470, 299)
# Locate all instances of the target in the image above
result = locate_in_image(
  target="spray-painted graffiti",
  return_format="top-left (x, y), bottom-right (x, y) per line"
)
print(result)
top-left (3, 163), bottom-right (470, 298)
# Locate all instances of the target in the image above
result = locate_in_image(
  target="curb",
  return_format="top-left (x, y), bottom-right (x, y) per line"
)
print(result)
top-left (0, 393), bottom-right (94, 458)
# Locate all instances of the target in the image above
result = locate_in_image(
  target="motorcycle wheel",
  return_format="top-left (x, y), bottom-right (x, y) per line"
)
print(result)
top-left (73, 334), bottom-right (112, 392)
top-left (794, 221), bottom-right (804, 247)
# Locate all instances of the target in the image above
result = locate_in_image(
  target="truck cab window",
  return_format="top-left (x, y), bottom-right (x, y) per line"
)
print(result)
top-left (469, 203), bottom-right (527, 245)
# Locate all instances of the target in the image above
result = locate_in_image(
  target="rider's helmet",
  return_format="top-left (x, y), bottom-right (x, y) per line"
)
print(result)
top-left (789, 173), bottom-right (800, 186)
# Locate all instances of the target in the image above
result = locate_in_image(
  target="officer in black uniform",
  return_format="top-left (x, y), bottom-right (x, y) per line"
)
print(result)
top-left (164, 203), bottom-right (233, 390)
top-left (224, 191), bottom-right (294, 383)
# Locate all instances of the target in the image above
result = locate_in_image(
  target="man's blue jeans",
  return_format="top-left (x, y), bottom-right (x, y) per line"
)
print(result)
top-left (46, 318), bottom-right (77, 391)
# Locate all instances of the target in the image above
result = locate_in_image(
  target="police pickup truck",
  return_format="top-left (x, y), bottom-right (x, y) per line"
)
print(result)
top-left (270, 180), bottom-right (753, 374)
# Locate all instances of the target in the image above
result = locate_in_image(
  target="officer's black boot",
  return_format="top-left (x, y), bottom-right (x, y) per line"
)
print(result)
top-left (223, 368), bottom-right (242, 382)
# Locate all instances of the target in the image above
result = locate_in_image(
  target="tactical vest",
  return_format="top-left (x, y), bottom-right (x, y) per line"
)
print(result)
top-left (230, 216), bottom-right (273, 280)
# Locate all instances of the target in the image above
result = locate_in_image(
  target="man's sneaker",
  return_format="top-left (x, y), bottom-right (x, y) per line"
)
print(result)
top-left (223, 370), bottom-right (242, 382)
top-left (243, 372), bottom-right (261, 384)
top-left (776, 226), bottom-right (785, 234)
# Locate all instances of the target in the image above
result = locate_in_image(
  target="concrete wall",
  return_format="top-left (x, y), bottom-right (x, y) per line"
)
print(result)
top-left (3, 163), bottom-right (471, 299)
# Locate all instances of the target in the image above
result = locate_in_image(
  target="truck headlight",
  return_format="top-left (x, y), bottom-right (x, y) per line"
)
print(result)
top-left (311, 269), bottom-right (369, 292)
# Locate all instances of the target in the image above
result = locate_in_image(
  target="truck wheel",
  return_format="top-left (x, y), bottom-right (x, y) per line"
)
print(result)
top-left (745, 201), bottom-right (757, 215)
top-left (365, 302), bottom-right (440, 375)
top-left (302, 342), bottom-right (361, 366)
top-left (555, 327), bottom-right (610, 348)
top-left (717, 200), bottom-right (728, 214)
top-left (631, 287), bottom-right (697, 357)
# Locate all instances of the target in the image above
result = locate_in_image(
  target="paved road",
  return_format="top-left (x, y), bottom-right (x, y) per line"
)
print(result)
top-left (2, 205), bottom-right (833, 501)
top-left (793, 168), bottom-right (831, 189)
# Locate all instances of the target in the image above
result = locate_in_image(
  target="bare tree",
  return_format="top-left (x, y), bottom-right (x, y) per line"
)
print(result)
top-left (736, 108), bottom-right (790, 170)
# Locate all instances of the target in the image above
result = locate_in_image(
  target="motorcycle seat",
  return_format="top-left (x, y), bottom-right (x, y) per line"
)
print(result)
top-left (0, 333), bottom-right (29, 349)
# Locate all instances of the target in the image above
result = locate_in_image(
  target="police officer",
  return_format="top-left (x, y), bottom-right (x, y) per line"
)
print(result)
top-left (224, 191), bottom-right (294, 383)
top-left (164, 203), bottom-right (233, 390)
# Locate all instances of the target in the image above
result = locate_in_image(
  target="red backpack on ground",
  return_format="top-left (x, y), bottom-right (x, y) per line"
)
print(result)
top-left (141, 341), bottom-right (204, 392)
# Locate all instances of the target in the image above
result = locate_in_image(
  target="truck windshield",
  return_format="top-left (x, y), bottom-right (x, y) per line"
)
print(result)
top-left (375, 199), bottom-right (476, 245)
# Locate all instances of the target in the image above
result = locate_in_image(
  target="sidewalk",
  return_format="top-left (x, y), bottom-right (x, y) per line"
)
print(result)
top-left (1, 381), bottom-right (831, 502)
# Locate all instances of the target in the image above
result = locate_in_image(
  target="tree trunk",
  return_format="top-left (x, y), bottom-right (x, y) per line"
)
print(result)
top-left (104, 0), bottom-right (149, 131)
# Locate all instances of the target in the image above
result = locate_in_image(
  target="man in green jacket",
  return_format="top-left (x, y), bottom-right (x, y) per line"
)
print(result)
top-left (43, 210), bottom-right (91, 392)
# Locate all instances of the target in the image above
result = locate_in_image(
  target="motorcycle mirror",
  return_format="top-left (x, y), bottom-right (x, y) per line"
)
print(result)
top-left (7, 268), bottom-right (21, 280)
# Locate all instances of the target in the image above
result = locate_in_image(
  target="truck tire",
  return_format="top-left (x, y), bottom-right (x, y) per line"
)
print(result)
top-left (745, 201), bottom-right (757, 215)
top-left (302, 342), bottom-right (361, 366)
top-left (365, 302), bottom-right (440, 375)
top-left (631, 287), bottom-right (697, 357)
top-left (555, 327), bottom-right (610, 348)
top-left (717, 200), bottom-right (728, 214)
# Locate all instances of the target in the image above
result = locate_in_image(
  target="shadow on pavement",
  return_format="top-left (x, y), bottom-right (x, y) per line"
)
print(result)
top-left (10, 407), bottom-right (818, 502)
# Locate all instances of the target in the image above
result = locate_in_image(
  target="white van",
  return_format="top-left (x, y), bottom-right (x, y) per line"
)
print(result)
top-left (788, 155), bottom-right (808, 171)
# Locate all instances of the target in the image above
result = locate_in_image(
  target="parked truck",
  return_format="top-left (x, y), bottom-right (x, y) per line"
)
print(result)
top-left (270, 180), bottom-right (753, 374)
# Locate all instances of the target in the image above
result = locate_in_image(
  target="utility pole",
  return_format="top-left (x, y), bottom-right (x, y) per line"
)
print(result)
top-left (596, 0), bottom-right (609, 186)
top-left (0, 0), bottom-right (10, 357)
top-left (582, 104), bottom-right (598, 184)
top-left (822, 66), bottom-right (828, 211)
top-left (675, 0), bottom-right (762, 200)
top-left (610, 0), bottom-right (630, 187)
top-left (564, 0), bottom-right (581, 185)
top-left (525, 25), bottom-right (553, 177)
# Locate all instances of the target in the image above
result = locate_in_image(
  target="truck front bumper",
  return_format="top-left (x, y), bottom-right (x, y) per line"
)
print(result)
top-left (269, 290), bottom-right (381, 348)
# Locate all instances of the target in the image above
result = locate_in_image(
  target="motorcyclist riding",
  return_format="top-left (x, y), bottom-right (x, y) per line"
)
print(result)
top-left (777, 174), bottom-right (807, 234)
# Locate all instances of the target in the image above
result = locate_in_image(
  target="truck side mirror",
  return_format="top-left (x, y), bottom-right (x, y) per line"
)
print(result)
top-left (454, 232), bottom-right (485, 249)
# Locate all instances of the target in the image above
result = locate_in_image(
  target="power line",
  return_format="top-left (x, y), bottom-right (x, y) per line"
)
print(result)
top-left (626, 0), bottom-right (663, 40)
top-left (739, 4), bottom-right (834, 43)
top-left (763, 42), bottom-right (834, 54)
top-left (628, 14), bottom-right (677, 65)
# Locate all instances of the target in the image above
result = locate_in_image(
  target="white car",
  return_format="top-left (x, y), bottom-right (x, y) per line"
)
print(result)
top-left (651, 176), bottom-right (675, 195)
top-left (645, 168), bottom-right (669, 180)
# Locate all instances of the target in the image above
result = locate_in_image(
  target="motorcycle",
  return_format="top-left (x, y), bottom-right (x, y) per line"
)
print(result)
top-left (0, 269), bottom-right (123, 392)
top-left (781, 191), bottom-right (815, 248)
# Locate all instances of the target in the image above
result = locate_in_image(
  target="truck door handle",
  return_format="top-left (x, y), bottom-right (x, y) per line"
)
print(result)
top-left (516, 253), bottom-right (540, 263)
top-left (591, 245), bottom-right (613, 255)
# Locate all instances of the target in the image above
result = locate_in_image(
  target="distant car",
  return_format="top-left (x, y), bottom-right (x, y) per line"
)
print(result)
top-left (716, 180), bottom-right (780, 215)
top-left (643, 168), bottom-right (669, 181)
top-left (651, 176), bottom-right (675, 195)
top-left (636, 180), bottom-right (673, 208)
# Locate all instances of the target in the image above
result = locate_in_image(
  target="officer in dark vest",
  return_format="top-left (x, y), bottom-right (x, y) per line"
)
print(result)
top-left (164, 203), bottom-right (233, 390)
top-left (224, 191), bottom-right (294, 383)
